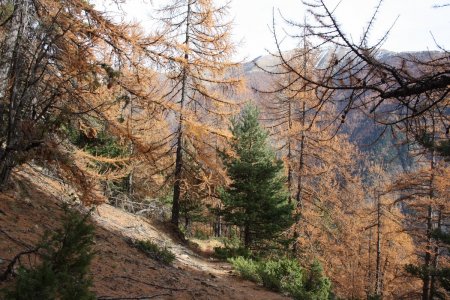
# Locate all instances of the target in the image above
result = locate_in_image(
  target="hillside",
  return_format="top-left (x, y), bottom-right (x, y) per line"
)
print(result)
top-left (0, 165), bottom-right (289, 300)
top-left (1, 1), bottom-right (448, 299)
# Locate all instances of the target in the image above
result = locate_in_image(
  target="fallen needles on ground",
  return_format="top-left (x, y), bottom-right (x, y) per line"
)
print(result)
top-left (103, 275), bottom-right (187, 291)
top-left (97, 293), bottom-right (172, 300)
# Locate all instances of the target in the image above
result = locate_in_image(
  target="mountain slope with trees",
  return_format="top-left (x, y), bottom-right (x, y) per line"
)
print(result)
top-left (0, 0), bottom-right (448, 299)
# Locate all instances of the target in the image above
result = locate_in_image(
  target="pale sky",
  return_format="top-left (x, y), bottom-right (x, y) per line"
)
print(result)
top-left (95, 0), bottom-right (450, 61)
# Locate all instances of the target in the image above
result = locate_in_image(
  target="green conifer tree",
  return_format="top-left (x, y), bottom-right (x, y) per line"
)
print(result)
top-left (220, 104), bottom-right (293, 250)
top-left (3, 206), bottom-right (95, 300)
top-left (298, 260), bottom-right (332, 300)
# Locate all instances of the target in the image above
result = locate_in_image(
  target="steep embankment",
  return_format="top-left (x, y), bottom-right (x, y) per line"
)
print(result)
top-left (0, 166), bottom-right (289, 299)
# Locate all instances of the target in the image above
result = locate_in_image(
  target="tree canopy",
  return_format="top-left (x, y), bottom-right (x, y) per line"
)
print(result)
top-left (220, 104), bottom-right (293, 249)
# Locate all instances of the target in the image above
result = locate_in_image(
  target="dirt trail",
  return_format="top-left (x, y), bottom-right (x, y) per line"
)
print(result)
top-left (0, 166), bottom-right (290, 299)
top-left (93, 203), bottom-right (231, 276)
top-left (18, 164), bottom-right (231, 275)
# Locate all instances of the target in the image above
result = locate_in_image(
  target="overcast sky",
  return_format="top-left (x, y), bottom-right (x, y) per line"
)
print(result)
top-left (95, 0), bottom-right (450, 61)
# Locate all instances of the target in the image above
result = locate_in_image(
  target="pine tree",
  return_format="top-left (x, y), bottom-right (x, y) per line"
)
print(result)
top-left (298, 260), bottom-right (332, 300)
top-left (3, 206), bottom-right (95, 300)
top-left (220, 104), bottom-right (293, 250)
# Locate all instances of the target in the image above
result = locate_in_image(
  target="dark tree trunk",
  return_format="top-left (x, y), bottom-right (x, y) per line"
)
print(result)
top-left (184, 215), bottom-right (191, 237)
top-left (171, 0), bottom-right (192, 228)
top-left (0, 153), bottom-right (14, 190)
top-left (423, 204), bottom-right (433, 300)
top-left (430, 208), bottom-right (442, 299)
top-left (287, 94), bottom-right (292, 205)
top-left (0, 1), bottom-right (31, 190)
top-left (367, 227), bottom-right (373, 297)
top-left (293, 100), bottom-right (306, 255)
top-left (293, 36), bottom-right (308, 253)
top-left (214, 217), bottom-right (222, 237)
top-left (171, 132), bottom-right (183, 226)
top-left (244, 224), bottom-right (251, 249)
top-left (375, 193), bottom-right (382, 296)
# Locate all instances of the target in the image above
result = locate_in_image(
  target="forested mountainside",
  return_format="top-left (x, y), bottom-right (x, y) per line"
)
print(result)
top-left (0, 0), bottom-right (448, 299)
top-left (245, 49), bottom-right (446, 173)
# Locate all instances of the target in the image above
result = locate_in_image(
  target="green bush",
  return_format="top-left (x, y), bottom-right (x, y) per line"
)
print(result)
top-left (83, 130), bottom-right (127, 158)
top-left (193, 229), bottom-right (209, 240)
top-left (2, 206), bottom-right (96, 300)
top-left (214, 246), bottom-right (251, 260)
top-left (133, 240), bottom-right (175, 265)
top-left (293, 260), bottom-right (331, 300)
top-left (62, 121), bottom-right (126, 159)
top-left (259, 258), bottom-right (304, 293)
top-left (228, 257), bottom-right (261, 282)
top-left (213, 235), bottom-right (252, 260)
top-left (229, 257), bottom-right (331, 300)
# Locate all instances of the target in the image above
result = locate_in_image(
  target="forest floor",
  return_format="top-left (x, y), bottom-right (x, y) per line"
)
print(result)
top-left (0, 165), bottom-right (289, 299)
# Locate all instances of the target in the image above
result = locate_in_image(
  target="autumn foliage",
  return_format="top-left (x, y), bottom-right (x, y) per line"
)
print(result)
top-left (0, 0), bottom-right (448, 299)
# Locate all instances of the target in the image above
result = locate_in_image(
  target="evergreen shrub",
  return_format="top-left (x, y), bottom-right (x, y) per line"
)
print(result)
top-left (228, 256), bottom-right (261, 282)
top-left (133, 240), bottom-right (175, 265)
top-left (2, 206), bottom-right (95, 300)
top-left (229, 257), bottom-right (331, 300)
top-left (214, 246), bottom-right (251, 260)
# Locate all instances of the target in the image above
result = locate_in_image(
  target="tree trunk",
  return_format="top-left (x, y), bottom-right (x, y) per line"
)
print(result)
top-left (375, 192), bottom-right (382, 296)
top-left (430, 208), bottom-right (442, 299)
top-left (367, 227), bottom-right (373, 298)
top-left (423, 133), bottom-right (436, 300)
top-left (293, 100), bottom-right (306, 254)
top-left (244, 224), bottom-right (251, 249)
top-left (172, 132), bottom-right (183, 226)
top-left (184, 215), bottom-right (191, 237)
top-left (287, 90), bottom-right (293, 205)
top-left (171, 0), bottom-right (192, 227)
top-left (215, 214), bottom-right (222, 237)
top-left (0, 153), bottom-right (14, 190)
top-left (0, 1), bottom-right (31, 189)
top-left (127, 98), bottom-right (134, 196)
top-left (293, 34), bottom-right (308, 253)
top-left (423, 204), bottom-right (433, 300)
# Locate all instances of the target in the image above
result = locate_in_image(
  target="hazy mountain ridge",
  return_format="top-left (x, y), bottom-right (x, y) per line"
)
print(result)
top-left (241, 48), bottom-right (434, 172)
top-left (243, 48), bottom-right (439, 74)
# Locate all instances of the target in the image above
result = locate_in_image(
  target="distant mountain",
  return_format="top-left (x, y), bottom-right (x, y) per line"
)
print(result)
top-left (243, 47), bottom-right (435, 74)
top-left (241, 48), bottom-right (433, 172)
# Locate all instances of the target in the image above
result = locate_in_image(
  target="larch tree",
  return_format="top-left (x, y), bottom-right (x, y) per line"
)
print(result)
top-left (84, 63), bottom-right (173, 205)
top-left (154, 0), bottom-right (242, 227)
top-left (256, 34), bottom-right (349, 254)
top-left (391, 116), bottom-right (450, 300)
top-left (289, 156), bottom-right (418, 299)
top-left (360, 163), bottom-right (418, 299)
top-left (256, 4), bottom-right (448, 297)
top-left (256, 37), bottom-right (318, 208)
top-left (0, 0), bottom-right (164, 194)
top-left (290, 136), bottom-right (366, 297)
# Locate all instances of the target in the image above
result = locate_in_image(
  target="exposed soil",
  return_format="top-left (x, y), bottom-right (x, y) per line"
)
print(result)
top-left (0, 166), bottom-right (290, 299)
